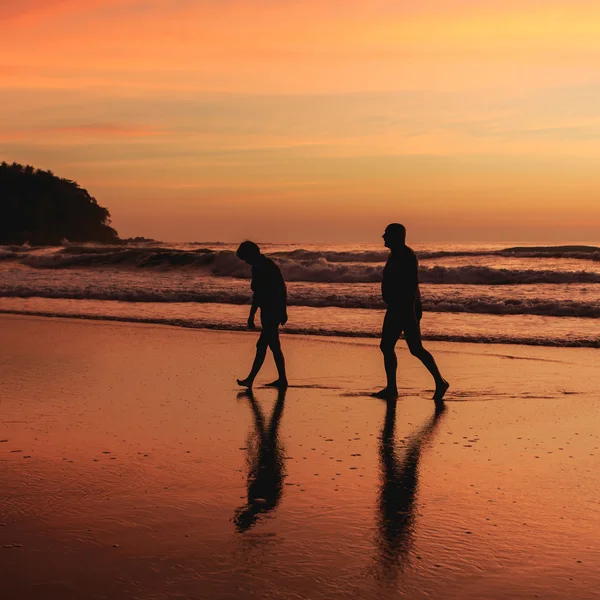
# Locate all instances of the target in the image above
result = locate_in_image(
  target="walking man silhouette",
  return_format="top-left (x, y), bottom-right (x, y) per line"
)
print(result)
top-left (236, 241), bottom-right (288, 389)
top-left (373, 223), bottom-right (449, 401)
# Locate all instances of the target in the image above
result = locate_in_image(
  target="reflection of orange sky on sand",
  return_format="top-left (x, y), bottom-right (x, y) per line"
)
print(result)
top-left (1, 1), bottom-right (600, 241)
top-left (2, 315), bottom-right (600, 598)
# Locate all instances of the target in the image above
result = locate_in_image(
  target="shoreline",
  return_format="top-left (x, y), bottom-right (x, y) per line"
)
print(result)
top-left (1, 309), bottom-right (598, 349)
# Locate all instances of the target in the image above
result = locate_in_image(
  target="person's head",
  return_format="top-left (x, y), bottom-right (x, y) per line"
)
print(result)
top-left (382, 223), bottom-right (406, 250)
top-left (236, 240), bottom-right (261, 264)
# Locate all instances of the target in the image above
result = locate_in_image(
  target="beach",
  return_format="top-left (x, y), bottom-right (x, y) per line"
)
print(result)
top-left (4, 0), bottom-right (600, 597)
top-left (1, 314), bottom-right (599, 599)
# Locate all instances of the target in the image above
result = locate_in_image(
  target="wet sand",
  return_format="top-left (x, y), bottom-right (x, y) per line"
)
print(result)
top-left (1, 314), bottom-right (599, 600)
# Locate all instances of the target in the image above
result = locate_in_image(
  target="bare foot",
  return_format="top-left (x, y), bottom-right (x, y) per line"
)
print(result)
top-left (433, 379), bottom-right (449, 402)
top-left (237, 378), bottom-right (254, 389)
top-left (371, 388), bottom-right (399, 400)
top-left (265, 379), bottom-right (288, 389)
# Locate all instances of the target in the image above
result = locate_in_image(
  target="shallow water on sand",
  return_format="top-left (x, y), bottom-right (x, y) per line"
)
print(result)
top-left (1, 297), bottom-right (599, 347)
top-left (1, 316), bottom-right (600, 600)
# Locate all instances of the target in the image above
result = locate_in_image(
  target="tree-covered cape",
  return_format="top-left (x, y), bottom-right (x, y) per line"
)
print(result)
top-left (0, 162), bottom-right (119, 245)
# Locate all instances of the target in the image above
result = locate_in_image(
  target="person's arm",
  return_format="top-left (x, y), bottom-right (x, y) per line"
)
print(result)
top-left (248, 295), bottom-right (259, 329)
top-left (381, 264), bottom-right (391, 306)
top-left (248, 268), bottom-right (258, 329)
top-left (275, 264), bottom-right (288, 325)
top-left (404, 252), bottom-right (420, 318)
top-left (281, 279), bottom-right (288, 325)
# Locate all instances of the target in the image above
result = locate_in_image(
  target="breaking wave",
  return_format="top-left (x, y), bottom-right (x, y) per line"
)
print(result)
top-left (418, 266), bottom-right (600, 285)
top-left (2, 284), bottom-right (599, 317)
top-left (20, 246), bottom-right (216, 269)
top-left (2, 243), bottom-right (600, 269)
top-left (1, 245), bottom-right (599, 284)
top-left (270, 245), bottom-right (600, 263)
top-left (420, 245), bottom-right (600, 262)
top-left (215, 254), bottom-right (600, 285)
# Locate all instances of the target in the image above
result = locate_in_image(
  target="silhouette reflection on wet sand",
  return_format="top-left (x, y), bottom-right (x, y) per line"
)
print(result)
top-left (376, 400), bottom-right (446, 579)
top-left (234, 388), bottom-right (287, 532)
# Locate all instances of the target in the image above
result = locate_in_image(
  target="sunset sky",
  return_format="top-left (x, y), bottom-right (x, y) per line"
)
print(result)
top-left (2, 0), bottom-right (600, 242)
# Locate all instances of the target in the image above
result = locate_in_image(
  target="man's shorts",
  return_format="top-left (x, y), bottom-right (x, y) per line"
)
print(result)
top-left (382, 309), bottom-right (421, 343)
top-left (260, 310), bottom-right (284, 329)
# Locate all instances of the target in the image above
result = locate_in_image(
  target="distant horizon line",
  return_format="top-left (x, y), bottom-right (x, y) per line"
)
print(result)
top-left (116, 238), bottom-right (600, 246)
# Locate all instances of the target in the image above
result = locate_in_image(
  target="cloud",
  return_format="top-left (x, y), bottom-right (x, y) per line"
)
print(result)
top-left (0, 0), bottom-right (74, 21)
top-left (47, 124), bottom-right (161, 137)
top-left (0, 123), bottom-right (162, 142)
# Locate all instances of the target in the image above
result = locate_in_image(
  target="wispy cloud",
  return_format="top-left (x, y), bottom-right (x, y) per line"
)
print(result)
top-left (0, 123), bottom-right (163, 143)
top-left (47, 123), bottom-right (162, 137)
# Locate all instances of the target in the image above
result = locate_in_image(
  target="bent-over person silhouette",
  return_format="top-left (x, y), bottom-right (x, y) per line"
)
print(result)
top-left (373, 223), bottom-right (449, 401)
top-left (236, 241), bottom-right (288, 389)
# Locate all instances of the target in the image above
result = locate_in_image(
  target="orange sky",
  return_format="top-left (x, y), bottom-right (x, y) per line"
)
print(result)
top-left (2, 0), bottom-right (600, 242)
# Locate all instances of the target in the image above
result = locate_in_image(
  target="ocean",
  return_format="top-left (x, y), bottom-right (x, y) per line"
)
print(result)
top-left (1, 241), bottom-right (599, 348)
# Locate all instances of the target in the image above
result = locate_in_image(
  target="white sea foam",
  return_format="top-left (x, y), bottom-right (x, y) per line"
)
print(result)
top-left (1, 284), bottom-right (599, 318)
top-left (2, 242), bottom-right (599, 347)
top-left (1, 245), bottom-right (595, 284)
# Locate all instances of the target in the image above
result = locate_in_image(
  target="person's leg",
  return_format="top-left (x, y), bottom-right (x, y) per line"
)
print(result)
top-left (265, 326), bottom-right (288, 388)
top-left (237, 331), bottom-right (268, 388)
top-left (404, 321), bottom-right (449, 401)
top-left (372, 311), bottom-right (402, 399)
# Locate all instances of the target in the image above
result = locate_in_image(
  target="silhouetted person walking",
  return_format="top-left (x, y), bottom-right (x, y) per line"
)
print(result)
top-left (236, 241), bottom-right (288, 389)
top-left (234, 388), bottom-right (287, 532)
top-left (373, 224), bottom-right (449, 401)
